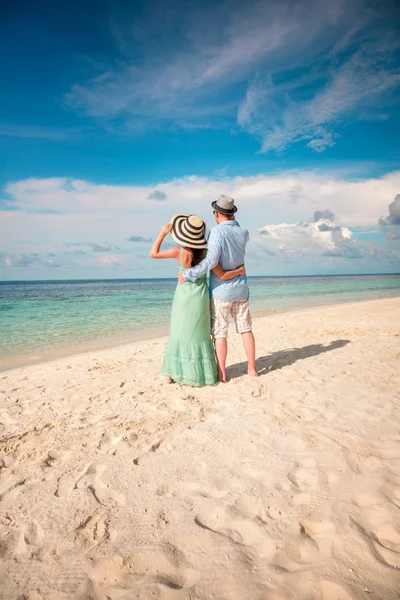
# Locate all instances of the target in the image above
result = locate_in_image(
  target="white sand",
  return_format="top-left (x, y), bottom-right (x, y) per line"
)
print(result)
top-left (0, 298), bottom-right (399, 600)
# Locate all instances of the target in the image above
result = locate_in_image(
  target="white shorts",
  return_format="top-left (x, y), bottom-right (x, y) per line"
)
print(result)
top-left (211, 298), bottom-right (252, 339)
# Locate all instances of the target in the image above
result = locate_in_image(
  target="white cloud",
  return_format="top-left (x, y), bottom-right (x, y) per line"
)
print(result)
top-left (387, 229), bottom-right (400, 240)
top-left (2, 169), bottom-right (400, 234)
top-left (379, 194), bottom-right (400, 226)
top-left (95, 255), bottom-right (124, 266)
top-left (1, 168), bottom-right (400, 277)
top-left (258, 216), bottom-right (363, 259)
top-left (1, 253), bottom-right (63, 268)
top-left (254, 211), bottom-right (400, 267)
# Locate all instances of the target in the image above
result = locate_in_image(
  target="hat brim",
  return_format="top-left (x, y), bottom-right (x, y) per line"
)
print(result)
top-left (211, 200), bottom-right (237, 215)
top-left (169, 214), bottom-right (208, 249)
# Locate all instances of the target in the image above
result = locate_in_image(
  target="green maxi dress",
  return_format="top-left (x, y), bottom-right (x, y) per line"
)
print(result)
top-left (161, 248), bottom-right (218, 386)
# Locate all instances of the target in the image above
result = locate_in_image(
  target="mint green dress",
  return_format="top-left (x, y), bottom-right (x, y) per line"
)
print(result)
top-left (161, 248), bottom-right (218, 386)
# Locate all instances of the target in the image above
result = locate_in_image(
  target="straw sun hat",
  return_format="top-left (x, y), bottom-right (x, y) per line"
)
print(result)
top-left (170, 214), bottom-right (208, 249)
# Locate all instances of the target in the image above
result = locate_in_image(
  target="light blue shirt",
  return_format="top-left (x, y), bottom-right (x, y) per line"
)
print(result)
top-left (183, 220), bottom-right (250, 302)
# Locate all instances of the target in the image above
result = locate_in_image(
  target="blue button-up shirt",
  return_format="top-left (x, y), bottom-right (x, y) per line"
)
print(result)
top-left (183, 220), bottom-right (250, 302)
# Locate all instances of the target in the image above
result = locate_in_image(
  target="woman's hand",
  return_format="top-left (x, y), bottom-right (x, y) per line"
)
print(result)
top-left (238, 265), bottom-right (246, 276)
top-left (159, 223), bottom-right (172, 238)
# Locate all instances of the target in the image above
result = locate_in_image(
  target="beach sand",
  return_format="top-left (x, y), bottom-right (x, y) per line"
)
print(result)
top-left (0, 298), bottom-right (399, 600)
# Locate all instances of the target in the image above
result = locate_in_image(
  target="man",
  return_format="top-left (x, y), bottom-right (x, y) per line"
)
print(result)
top-left (178, 195), bottom-right (257, 382)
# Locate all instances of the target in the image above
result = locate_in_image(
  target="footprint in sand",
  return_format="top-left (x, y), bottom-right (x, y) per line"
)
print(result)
top-left (381, 479), bottom-right (400, 509)
top-left (97, 430), bottom-right (123, 454)
top-left (56, 462), bottom-right (125, 506)
top-left (89, 477), bottom-right (125, 507)
top-left (377, 439), bottom-right (400, 460)
top-left (195, 505), bottom-right (276, 562)
top-left (233, 495), bottom-right (295, 540)
top-left (173, 482), bottom-right (227, 500)
top-left (351, 507), bottom-right (400, 569)
top-left (0, 474), bottom-right (26, 501)
top-left (24, 519), bottom-right (45, 548)
top-left (0, 519), bottom-right (44, 558)
top-left (375, 523), bottom-right (400, 553)
top-left (353, 491), bottom-right (382, 507)
top-left (132, 435), bottom-right (166, 465)
top-left (55, 463), bottom-right (93, 497)
top-left (23, 592), bottom-right (45, 600)
top-left (75, 508), bottom-right (113, 552)
top-left (88, 544), bottom-right (199, 596)
top-left (234, 495), bottom-right (269, 521)
top-left (273, 519), bottom-right (336, 573)
top-left (0, 411), bottom-right (18, 432)
top-left (87, 554), bottom-right (132, 598)
top-left (126, 544), bottom-right (200, 589)
top-left (317, 580), bottom-right (355, 600)
top-left (287, 459), bottom-right (329, 492)
top-left (78, 464), bottom-right (126, 507)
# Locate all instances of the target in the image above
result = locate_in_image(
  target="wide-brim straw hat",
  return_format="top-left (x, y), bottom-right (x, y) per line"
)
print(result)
top-left (170, 214), bottom-right (208, 249)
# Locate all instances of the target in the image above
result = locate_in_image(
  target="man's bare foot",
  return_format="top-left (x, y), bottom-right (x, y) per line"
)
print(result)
top-left (248, 368), bottom-right (258, 377)
top-left (218, 370), bottom-right (227, 383)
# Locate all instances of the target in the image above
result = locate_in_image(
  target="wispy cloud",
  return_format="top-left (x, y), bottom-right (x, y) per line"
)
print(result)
top-left (64, 0), bottom-right (400, 151)
top-left (240, 43), bottom-right (400, 153)
top-left (0, 123), bottom-right (81, 141)
top-left (65, 1), bottom-right (346, 123)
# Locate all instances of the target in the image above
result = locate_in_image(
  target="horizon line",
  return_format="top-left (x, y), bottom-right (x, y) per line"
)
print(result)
top-left (1, 272), bottom-right (399, 284)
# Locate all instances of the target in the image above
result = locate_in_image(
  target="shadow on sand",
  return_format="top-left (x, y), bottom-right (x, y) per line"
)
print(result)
top-left (227, 339), bottom-right (350, 380)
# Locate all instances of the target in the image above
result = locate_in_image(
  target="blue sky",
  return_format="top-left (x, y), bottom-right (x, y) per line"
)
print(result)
top-left (0, 0), bottom-right (399, 279)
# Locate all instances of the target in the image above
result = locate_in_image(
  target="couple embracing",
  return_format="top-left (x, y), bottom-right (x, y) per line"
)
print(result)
top-left (150, 195), bottom-right (257, 386)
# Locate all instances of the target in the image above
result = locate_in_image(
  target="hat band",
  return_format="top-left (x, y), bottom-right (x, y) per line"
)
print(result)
top-left (215, 203), bottom-right (234, 213)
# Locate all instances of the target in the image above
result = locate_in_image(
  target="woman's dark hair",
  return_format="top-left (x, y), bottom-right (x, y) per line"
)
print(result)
top-left (185, 247), bottom-right (206, 267)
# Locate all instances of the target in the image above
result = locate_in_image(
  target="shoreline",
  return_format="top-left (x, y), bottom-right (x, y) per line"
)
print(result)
top-left (1, 294), bottom-right (398, 372)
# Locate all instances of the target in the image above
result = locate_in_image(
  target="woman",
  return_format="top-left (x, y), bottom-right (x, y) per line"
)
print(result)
top-left (150, 214), bottom-right (245, 386)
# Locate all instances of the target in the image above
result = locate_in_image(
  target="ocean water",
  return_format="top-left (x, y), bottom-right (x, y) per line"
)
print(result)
top-left (1, 274), bottom-right (399, 361)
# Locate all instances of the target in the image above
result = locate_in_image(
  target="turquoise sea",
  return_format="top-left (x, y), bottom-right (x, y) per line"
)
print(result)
top-left (0, 274), bottom-right (399, 364)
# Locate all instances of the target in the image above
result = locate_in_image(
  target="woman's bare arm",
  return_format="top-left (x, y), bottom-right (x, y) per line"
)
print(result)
top-left (212, 264), bottom-right (246, 280)
top-left (149, 224), bottom-right (179, 259)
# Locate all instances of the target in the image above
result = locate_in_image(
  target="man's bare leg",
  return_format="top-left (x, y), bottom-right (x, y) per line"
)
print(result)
top-left (241, 331), bottom-right (258, 376)
top-left (214, 337), bottom-right (228, 383)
